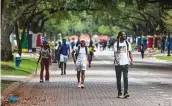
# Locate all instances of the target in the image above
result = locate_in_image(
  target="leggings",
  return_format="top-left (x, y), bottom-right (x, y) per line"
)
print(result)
top-left (40, 58), bottom-right (50, 81)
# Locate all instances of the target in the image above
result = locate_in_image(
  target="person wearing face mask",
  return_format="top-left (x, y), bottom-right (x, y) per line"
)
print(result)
top-left (37, 41), bottom-right (51, 83)
top-left (114, 31), bottom-right (133, 98)
top-left (72, 39), bottom-right (89, 89)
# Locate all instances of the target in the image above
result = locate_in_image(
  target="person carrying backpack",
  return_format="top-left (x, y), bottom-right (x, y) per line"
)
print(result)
top-left (114, 31), bottom-right (133, 98)
top-left (37, 41), bottom-right (51, 83)
top-left (72, 39), bottom-right (89, 88)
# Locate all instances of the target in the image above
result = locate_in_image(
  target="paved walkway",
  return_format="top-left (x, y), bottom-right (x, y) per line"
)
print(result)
top-left (3, 50), bottom-right (172, 106)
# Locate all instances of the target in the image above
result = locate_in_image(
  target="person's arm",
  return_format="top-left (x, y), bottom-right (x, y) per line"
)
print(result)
top-left (114, 51), bottom-right (120, 65)
top-left (114, 43), bottom-right (120, 65)
top-left (72, 50), bottom-right (76, 64)
top-left (128, 43), bottom-right (133, 65)
top-left (37, 51), bottom-right (41, 64)
top-left (68, 46), bottom-right (70, 57)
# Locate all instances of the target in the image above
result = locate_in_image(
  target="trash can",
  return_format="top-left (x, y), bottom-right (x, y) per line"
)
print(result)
top-left (15, 55), bottom-right (22, 67)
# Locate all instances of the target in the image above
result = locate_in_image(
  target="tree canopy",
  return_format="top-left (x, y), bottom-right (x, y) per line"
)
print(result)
top-left (2, 0), bottom-right (172, 61)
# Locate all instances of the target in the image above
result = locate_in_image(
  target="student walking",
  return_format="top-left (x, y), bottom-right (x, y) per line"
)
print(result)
top-left (88, 40), bottom-right (95, 68)
top-left (72, 39), bottom-right (89, 88)
top-left (37, 41), bottom-right (51, 83)
top-left (141, 44), bottom-right (145, 59)
top-left (60, 39), bottom-right (70, 75)
top-left (114, 31), bottom-right (133, 98)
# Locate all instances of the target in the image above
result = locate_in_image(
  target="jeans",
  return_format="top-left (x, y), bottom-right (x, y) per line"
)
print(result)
top-left (115, 65), bottom-right (129, 95)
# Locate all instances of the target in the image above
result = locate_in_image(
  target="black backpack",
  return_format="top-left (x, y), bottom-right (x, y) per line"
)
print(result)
top-left (75, 46), bottom-right (88, 59)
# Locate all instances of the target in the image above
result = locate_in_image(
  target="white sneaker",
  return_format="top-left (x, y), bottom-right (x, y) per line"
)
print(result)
top-left (77, 83), bottom-right (81, 88)
top-left (81, 84), bottom-right (84, 89)
top-left (45, 80), bottom-right (49, 83)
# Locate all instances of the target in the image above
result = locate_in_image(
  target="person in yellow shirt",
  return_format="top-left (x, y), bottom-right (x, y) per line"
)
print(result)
top-left (88, 40), bottom-right (96, 68)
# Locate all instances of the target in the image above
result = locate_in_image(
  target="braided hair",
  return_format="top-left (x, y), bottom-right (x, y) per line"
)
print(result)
top-left (117, 31), bottom-right (129, 52)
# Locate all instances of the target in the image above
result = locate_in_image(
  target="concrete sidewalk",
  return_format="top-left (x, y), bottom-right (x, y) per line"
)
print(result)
top-left (1, 51), bottom-right (172, 106)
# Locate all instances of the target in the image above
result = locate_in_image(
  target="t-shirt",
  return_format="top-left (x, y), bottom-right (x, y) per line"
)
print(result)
top-left (74, 46), bottom-right (88, 64)
top-left (61, 44), bottom-right (70, 56)
top-left (88, 46), bottom-right (95, 53)
top-left (40, 48), bottom-right (50, 59)
top-left (114, 41), bottom-right (132, 65)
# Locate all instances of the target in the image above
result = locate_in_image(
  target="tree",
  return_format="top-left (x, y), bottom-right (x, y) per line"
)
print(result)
top-left (98, 25), bottom-right (111, 35)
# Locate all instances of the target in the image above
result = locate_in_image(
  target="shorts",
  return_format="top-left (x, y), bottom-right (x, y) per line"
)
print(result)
top-left (60, 54), bottom-right (68, 63)
top-left (75, 62), bottom-right (87, 71)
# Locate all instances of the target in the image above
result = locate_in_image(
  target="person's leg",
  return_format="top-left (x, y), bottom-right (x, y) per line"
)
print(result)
top-left (141, 52), bottom-right (144, 59)
top-left (143, 52), bottom-right (144, 59)
top-left (77, 70), bottom-right (81, 88)
top-left (76, 63), bottom-right (81, 87)
top-left (60, 54), bottom-right (64, 75)
top-left (77, 71), bottom-right (81, 83)
top-left (81, 71), bottom-right (85, 88)
top-left (64, 63), bottom-right (66, 74)
top-left (80, 63), bottom-right (86, 88)
top-left (60, 62), bottom-right (63, 75)
top-left (45, 59), bottom-right (50, 81)
top-left (88, 54), bottom-right (92, 68)
top-left (40, 59), bottom-right (45, 82)
top-left (115, 66), bottom-right (122, 96)
top-left (64, 56), bottom-right (68, 75)
top-left (123, 65), bottom-right (129, 98)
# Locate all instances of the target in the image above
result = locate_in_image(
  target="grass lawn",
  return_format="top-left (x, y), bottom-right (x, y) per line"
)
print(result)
top-left (155, 56), bottom-right (172, 61)
top-left (1, 58), bottom-right (40, 76)
top-left (1, 80), bottom-right (16, 93)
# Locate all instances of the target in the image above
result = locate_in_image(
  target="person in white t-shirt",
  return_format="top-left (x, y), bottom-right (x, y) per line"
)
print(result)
top-left (114, 31), bottom-right (133, 98)
top-left (72, 39), bottom-right (89, 88)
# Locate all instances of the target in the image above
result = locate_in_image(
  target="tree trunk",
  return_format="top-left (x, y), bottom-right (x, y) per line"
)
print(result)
top-left (15, 21), bottom-right (21, 56)
top-left (1, 26), bottom-right (14, 61)
top-left (1, 1), bottom-right (14, 61)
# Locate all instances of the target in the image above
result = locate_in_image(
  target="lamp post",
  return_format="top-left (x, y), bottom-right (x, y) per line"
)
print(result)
top-left (167, 31), bottom-right (171, 56)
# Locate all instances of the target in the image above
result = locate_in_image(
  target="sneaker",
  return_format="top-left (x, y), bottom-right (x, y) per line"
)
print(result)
top-left (77, 83), bottom-right (81, 88)
top-left (117, 94), bottom-right (123, 98)
top-left (40, 80), bottom-right (44, 83)
top-left (45, 80), bottom-right (49, 83)
top-left (124, 93), bottom-right (130, 98)
top-left (81, 84), bottom-right (84, 89)
top-left (61, 73), bottom-right (63, 75)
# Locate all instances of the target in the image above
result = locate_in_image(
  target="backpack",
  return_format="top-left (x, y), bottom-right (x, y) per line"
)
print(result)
top-left (75, 46), bottom-right (88, 59)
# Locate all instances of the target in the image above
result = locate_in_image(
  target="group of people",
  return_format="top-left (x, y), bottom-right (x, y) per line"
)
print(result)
top-left (37, 31), bottom-right (133, 98)
top-left (37, 39), bottom-right (96, 88)
top-left (99, 39), bottom-right (115, 51)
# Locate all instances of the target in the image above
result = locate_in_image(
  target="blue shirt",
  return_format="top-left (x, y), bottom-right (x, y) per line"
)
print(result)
top-left (61, 44), bottom-right (70, 56)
